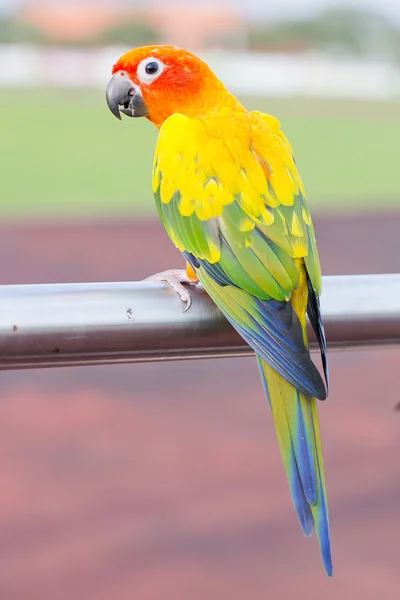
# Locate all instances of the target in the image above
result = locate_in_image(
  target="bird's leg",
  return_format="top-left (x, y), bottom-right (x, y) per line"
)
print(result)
top-left (143, 263), bottom-right (198, 312)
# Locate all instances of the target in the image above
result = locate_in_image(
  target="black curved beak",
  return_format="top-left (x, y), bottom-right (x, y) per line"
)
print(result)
top-left (106, 74), bottom-right (149, 120)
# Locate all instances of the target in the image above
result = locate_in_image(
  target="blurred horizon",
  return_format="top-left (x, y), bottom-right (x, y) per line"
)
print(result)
top-left (1, 0), bottom-right (400, 25)
top-left (1, 0), bottom-right (400, 54)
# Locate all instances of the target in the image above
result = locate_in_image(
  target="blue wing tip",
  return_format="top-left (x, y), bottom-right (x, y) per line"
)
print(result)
top-left (324, 555), bottom-right (333, 577)
top-left (321, 532), bottom-right (333, 576)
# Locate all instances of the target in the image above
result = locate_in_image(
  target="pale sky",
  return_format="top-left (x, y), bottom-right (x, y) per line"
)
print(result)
top-left (1, 0), bottom-right (399, 24)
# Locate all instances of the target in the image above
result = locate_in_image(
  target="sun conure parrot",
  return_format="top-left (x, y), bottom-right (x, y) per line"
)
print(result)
top-left (106, 45), bottom-right (332, 575)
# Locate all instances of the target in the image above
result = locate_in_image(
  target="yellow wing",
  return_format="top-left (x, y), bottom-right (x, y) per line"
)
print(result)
top-left (153, 110), bottom-right (322, 297)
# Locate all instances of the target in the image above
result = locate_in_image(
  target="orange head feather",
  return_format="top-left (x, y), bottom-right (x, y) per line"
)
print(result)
top-left (110, 45), bottom-right (235, 127)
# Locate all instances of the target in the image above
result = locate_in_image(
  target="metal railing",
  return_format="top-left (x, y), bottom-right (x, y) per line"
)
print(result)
top-left (0, 274), bottom-right (398, 371)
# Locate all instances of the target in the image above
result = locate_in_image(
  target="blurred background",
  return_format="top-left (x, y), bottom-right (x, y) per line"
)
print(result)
top-left (1, 0), bottom-right (400, 598)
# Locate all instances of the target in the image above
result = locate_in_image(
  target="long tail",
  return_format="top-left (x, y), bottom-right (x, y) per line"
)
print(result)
top-left (257, 355), bottom-right (332, 575)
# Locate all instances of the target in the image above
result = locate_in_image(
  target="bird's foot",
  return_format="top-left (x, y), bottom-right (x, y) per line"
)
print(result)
top-left (143, 269), bottom-right (198, 312)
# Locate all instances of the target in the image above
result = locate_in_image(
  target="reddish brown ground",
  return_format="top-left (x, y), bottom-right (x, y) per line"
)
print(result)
top-left (0, 213), bottom-right (399, 599)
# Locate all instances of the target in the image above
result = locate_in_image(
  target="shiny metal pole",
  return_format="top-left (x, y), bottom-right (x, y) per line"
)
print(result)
top-left (0, 274), bottom-right (398, 371)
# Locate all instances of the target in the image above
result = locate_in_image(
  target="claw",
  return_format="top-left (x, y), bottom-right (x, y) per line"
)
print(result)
top-left (144, 269), bottom-right (198, 312)
top-left (183, 295), bottom-right (192, 313)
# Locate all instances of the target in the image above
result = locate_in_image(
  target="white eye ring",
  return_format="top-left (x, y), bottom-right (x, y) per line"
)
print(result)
top-left (137, 57), bottom-right (165, 85)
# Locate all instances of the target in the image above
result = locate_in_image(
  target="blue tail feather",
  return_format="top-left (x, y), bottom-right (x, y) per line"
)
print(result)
top-left (257, 356), bottom-right (332, 576)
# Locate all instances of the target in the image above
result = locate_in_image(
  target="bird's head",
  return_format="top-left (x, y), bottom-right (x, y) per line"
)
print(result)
top-left (106, 45), bottom-right (233, 128)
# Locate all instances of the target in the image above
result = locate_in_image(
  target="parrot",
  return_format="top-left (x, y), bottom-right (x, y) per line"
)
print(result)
top-left (106, 45), bottom-right (332, 576)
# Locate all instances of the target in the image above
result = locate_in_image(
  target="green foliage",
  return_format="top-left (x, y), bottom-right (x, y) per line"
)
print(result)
top-left (248, 8), bottom-right (400, 58)
top-left (0, 16), bottom-right (159, 47)
top-left (96, 20), bottom-right (160, 47)
top-left (0, 17), bottom-right (45, 44)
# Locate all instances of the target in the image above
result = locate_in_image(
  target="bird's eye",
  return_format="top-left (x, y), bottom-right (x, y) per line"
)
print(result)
top-left (145, 62), bottom-right (159, 75)
top-left (137, 57), bottom-right (165, 85)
